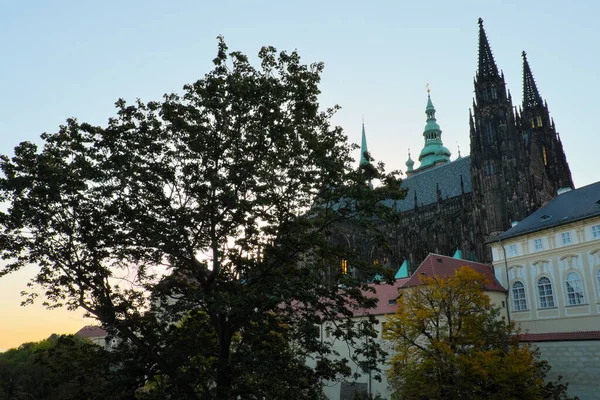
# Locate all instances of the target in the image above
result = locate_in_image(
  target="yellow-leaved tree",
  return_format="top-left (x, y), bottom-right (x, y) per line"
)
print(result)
top-left (384, 266), bottom-right (576, 400)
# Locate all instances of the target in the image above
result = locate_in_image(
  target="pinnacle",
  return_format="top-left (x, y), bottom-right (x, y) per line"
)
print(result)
top-left (522, 51), bottom-right (543, 109)
top-left (360, 122), bottom-right (370, 166)
top-left (477, 18), bottom-right (499, 80)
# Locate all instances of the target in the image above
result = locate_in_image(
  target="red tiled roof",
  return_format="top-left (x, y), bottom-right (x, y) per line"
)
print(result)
top-left (519, 331), bottom-right (600, 342)
top-left (355, 278), bottom-right (410, 316)
top-left (75, 325), bottom-right (107, 338)
top-left (400, 253), bottom-right (506, 292)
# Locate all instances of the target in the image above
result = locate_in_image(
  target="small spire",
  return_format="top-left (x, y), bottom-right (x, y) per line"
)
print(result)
top-left (406, 148), bottom-right (414, 172)
top-left (360, 121), bottom-right (370, 166)
top-left (477, 18), bottom-right (499, 80)
top-left (457, 143), bottom-right (462, 159)
top-left (522, 51), bottom-right (543, 109)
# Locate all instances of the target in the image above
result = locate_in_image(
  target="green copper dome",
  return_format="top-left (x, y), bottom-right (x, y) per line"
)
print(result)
top-left (418, 93), bottom-right (451, 169)
top-left (405, 150), bottom-right (414, 172)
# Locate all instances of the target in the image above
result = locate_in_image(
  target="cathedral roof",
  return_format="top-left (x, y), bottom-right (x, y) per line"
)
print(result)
top-left (385, 156), bottom-right (472, 212)
top-left (497, 181), bottom-right (600, 241)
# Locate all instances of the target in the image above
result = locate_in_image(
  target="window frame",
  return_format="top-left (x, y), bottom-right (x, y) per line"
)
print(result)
top-left (561, 232), bottom-right (572, 246)
top-left (537, 276), bottom-right (555, 308)
top-left (512, 280), bottom-right (528, 311)
top-left (534, 238), bottom-right (543, 252)
top-left (565, 271), bottom-right (585, 305)
top-left (592, 224), bottom-right (600, 239)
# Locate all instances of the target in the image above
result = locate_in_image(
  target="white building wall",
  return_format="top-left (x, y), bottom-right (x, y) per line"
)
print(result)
top-left (491, 216), bottom-right (600, 334)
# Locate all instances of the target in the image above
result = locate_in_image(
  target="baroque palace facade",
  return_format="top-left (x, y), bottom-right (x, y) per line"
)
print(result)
top-left (346, 19), bottom-right (573, 273)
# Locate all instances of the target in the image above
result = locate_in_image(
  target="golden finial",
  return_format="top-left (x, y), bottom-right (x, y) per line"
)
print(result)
top-left (426, 83), bottom-right (430, 94)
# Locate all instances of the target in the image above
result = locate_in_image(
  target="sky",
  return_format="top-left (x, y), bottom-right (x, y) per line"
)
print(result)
top-left (1, 0), bottom-right (599, 350)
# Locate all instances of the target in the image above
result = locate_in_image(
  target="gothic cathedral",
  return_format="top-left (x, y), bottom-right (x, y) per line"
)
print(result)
top-left (356, 19), bottom-right (573, 273)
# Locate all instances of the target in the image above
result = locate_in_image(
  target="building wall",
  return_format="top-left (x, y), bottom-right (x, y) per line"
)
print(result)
top-left (535, 340), bottom-right (600, 400)
top-left (491, 216), bottom-right (600, 334)
top-left (317, 314), bottom-right (393, 400)
top-left (491, 216), bottom-right (600, 399)
top-left (319, 290), bottom-right (508, 400)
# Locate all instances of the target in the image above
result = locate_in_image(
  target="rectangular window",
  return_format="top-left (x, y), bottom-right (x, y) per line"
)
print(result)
top-left (485, 121), bottom-right (494, 143)
top-left (534, 238), bottom-right (543, 251)
top-left (508, 244), bottom-right (517, 257)
top-left (561, 232), bottom-right (571, 245)
top-left (484, 160), bottom-right (495, 176)
top-left (592, 224), bottom-right (600, 239)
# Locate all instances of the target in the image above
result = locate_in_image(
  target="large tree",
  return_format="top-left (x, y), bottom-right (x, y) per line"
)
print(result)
top-left (384, 266), bottom-right (576, 400)
top-left (0, 334), bottom-right (138, 400)
top-left (0, 38), bottom-right (404, 399)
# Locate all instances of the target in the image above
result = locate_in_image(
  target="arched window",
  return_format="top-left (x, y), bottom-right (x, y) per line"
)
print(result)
top-left (341, 259), bottom-right (348, 275)
top-left (565, 272), bottom-right (585, 305)
top-left (512, 281), bottom-right (527, 311)
top-left (537, 277), bottom-right (554, 308)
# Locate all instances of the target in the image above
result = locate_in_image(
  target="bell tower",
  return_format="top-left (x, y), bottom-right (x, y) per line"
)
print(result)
top-left (518, 51), bottom-right (574, 205)
top-left (470, 18), bottom-right (527, 237)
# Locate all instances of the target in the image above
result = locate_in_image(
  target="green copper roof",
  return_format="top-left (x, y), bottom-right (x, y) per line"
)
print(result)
top-left (395, 259), bottom-right (409, 279)
top-left (426, 95), bottom-right (435, 111)
top-left (417, 93), bottom-right (451, 169)
top-left (360, 123), bottom-right (369, 165)
top-left (453, 248), bottom-right (463, 259)
top-left (405, 150), bottom-right (414, 171)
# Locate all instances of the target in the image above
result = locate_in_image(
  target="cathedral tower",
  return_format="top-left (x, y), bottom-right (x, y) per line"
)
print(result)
top-left (518, 51), bottom-right (574, 204)
top-left (470, 18), bottom-right (526, 237)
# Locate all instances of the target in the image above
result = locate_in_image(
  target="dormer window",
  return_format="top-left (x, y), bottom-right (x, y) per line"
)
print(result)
top-left (540, 215), bottom-right (552, 222)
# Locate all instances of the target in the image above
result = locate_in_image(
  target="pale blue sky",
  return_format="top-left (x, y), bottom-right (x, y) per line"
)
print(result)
top-left (0, 1), bottom-right (598, 348)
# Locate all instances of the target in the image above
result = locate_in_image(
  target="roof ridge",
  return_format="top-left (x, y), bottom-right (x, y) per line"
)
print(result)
top-left (426, 252), bottom-right (492, 268)
top-left (402, 155), bottom-right (470, 182)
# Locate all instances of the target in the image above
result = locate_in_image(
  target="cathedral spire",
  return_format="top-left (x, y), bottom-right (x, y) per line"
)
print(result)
top-left (477, 18), bottom-right (499, 80)
top-left (417, 89), bottom-right (451, 169)
top-left (360, 121), bottom-right (370, 165)
top-left (522, 51), bottom-right (543, 109)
